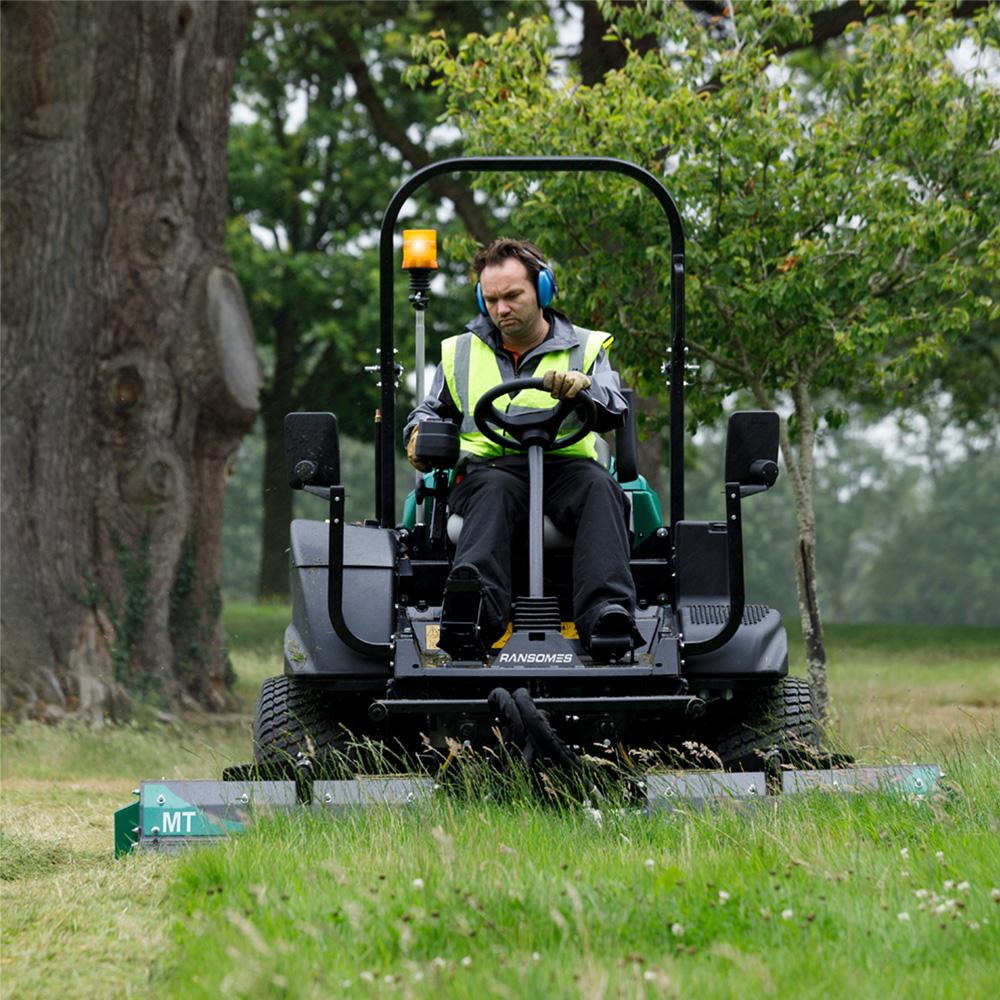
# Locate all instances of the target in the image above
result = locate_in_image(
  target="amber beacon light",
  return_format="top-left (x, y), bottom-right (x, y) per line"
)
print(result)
top-left (402, 230), bottom-right (438, 444)
top-left (402, 229), bottom-right (438, 271)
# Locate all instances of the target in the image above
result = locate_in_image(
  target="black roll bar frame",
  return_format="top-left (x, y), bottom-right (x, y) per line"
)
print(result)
top-left (376, 156), bottom-right (686, 532)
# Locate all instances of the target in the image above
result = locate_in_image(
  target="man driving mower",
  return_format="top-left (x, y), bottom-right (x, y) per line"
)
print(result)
top-left (404, 238), bottom-right (641, 661)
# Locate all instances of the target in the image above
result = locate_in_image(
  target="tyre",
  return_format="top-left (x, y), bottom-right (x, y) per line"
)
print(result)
top-left (252, 675), bottom-right (367, 774)
top-left (711, 676), bottom-right (822, 771)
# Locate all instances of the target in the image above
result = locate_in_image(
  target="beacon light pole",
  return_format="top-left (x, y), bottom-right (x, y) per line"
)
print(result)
top-left (401, 229), bottom-right (438, 421)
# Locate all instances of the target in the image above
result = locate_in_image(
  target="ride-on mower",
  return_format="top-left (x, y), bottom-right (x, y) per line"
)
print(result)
top-left (115, 157), bottom-right (940, 856)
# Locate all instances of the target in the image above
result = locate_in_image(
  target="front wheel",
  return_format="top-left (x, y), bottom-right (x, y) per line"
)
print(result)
top-left (252, 676), bottom-right (368, 774)
top-left (711, 676), bottom-right (822, 771)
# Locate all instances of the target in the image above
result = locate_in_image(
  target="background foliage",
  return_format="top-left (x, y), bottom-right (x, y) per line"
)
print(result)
top-left (222, 1), bottom-right (999, 629)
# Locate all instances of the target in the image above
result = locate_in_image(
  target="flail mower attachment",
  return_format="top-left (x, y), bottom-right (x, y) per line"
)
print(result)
top-left (114, 760), bottom-right (943, 857)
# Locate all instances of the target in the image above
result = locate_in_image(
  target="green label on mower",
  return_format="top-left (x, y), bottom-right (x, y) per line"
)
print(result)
top-left (141, 783), bottom-right (246, 838)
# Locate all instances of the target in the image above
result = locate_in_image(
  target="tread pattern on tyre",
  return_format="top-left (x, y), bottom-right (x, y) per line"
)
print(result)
top-left (253, 676), bottom-right (361, 767)
top-left (713, 677), bottom-right (820, 770)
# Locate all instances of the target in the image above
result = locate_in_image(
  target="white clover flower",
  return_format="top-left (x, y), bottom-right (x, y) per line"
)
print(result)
top-left (781, 908), bottom-right (794, 920)
top-left (384, 974), bottom-right (394, 984)
top-left (934, 903), bottom-right (948, 915)
top-left (900, 847), bottom-right (909, 860)
top-left (759, 907), bottom-right (772, 920)
top-left (412, 878), bottom-right (425, 890)
top-left (957, 881), bottom-right (970, 892)
top-left (897, 912), bottom-right (911, 922)
top-left (432, 957), bottom-right (446, 968)
top-left (670, 923), bottom-right (685, 937)
top-left (360, 971), bottom-right (375, 984)
top-left (461, 956), bottom-right (472, 968)
top-left (991, 888), bottom-right (1000, 902)
top-left (644, 858), bottom-right (655, 870)
top-left (935, 851), bottom-right (945, 861)
top-left (900, 870), bottom-right (910, 878)
top-left (413, 971), bottom-right (424, 982)
top-left (644, 970), bottom-right (657, 981)
top-left (914, 889), bottom-right (929, 899)
top-left (968, 921), bottom-right (981, 931)
top-left (718, 890), bottom-right (731, 904)
top-left (532, 951), bottom-right (541, 962)
top-left (944, 879), bottom-right (955, 891)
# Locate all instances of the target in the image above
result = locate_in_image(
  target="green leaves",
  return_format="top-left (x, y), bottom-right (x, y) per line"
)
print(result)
top-left (408, 5), bottom-right (998, 422)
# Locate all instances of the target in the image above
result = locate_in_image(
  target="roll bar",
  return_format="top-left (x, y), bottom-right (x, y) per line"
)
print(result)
top-left (376, 156), bottom-right (686, 531)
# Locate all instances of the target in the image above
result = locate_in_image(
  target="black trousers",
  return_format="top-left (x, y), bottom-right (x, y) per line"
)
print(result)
top-left (447, 456), bottom-right (635, 644)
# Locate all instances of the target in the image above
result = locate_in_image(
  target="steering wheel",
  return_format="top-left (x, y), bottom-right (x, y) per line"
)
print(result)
top-left (472, 377), bottom-right (597, 452)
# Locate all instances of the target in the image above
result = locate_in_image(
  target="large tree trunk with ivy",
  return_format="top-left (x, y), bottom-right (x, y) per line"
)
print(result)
top-left (1, 1), bottom-right (256, 721)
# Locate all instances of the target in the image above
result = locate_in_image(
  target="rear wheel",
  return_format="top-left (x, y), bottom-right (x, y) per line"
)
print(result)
top-left (253, 676), bottom-right (368, 774)
top-left (712, 677), bottom-right (822, 771)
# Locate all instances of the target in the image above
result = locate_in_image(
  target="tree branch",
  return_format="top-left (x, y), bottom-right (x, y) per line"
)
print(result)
top-left (687, 335), bottom-right (754, 381)
top-left (328, 19), bottom-right (495, 245)
top-left (771, 1), bottom-right (988, 59)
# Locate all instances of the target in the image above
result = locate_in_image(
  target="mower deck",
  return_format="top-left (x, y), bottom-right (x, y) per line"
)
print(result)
top-left (115, 764), bottom-right (943, 856)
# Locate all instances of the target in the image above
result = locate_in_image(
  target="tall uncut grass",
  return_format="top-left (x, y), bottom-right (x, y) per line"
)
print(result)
top-left (1, 609), bottom-right (998, 999)
top-left (163, 743), bottom-right (1000, 998)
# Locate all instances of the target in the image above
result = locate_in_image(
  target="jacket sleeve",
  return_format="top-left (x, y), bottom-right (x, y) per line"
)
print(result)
top-left (585, 348), bottom-right (628, 434)
top-left (403, 363), bottom-right (459, 446)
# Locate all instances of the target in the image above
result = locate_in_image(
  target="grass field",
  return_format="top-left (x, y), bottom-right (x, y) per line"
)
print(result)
top-left (1, 607), bottom-right (998, 998)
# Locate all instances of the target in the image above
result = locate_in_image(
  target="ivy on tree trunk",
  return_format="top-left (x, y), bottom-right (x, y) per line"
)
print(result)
top-left (1, 1), bottom-right (256, 720)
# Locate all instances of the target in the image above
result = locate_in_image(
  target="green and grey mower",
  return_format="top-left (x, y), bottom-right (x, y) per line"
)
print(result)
top-left (115, 157), bottom-right (940, 856)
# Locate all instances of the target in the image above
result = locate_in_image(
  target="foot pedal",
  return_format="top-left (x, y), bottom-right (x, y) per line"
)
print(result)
top-left (439, 567), bottom-right (485, 660)
top-left (589, 634), bottom-right (633, 661)
top-left (589, 606), bottom-right (637, 663)
top-left (513, 597), bottom-right (562, 633)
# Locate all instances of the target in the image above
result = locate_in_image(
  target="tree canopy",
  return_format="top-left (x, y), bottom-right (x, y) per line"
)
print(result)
top-left (407, 0), bottom-right (999, 711)
top-left (226, 1), bottom-right (540, 596)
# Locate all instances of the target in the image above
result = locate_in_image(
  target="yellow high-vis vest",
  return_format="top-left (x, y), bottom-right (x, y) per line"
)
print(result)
top-left (441, 326), bottom-right (613, 461)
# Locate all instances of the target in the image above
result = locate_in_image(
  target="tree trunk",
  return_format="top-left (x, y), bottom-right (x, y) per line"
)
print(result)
top-left (258, 397), bottom-right (295, 601)
top-left (1, 1), bottom-right (257, 721)
top-left (782, 380), bottom-right (830, 718)
top-left (257, 303), bottom-right (300, 600)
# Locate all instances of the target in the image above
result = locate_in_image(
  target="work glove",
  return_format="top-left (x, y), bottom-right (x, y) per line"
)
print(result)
top-left (543, 370), bottom-right (591, 399)
top-left (406, 426), bottom-right (430, 472)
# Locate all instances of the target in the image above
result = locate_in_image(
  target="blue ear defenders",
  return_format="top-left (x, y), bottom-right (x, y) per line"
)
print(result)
top-left (476, 255), bottom-right (557, 316)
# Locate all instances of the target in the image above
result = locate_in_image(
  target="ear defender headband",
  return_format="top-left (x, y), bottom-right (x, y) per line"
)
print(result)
top-left (476, 250), bottom-right (557, 316)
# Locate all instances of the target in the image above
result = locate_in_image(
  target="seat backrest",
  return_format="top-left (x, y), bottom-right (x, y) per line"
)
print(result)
top-left (616, 389), bottom-right (639, 483)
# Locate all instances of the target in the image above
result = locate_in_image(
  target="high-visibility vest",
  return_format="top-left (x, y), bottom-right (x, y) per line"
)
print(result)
top-left (441, 326), bottom-right (613, 461)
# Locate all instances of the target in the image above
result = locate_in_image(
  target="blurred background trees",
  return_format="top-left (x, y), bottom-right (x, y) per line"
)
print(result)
top-left (223, 2), bottom-right (998, 638)
top-left (5, 1), bottom-right (994, 721)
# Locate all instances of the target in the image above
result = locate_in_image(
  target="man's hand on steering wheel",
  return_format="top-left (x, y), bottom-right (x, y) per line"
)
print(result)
top-left (474, 377), bottom-right (597, 452)
top-left (543, 370), bottom-right (591, 399)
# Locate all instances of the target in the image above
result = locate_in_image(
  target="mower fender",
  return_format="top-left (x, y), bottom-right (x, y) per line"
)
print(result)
top-left (285, 519), bottom-right (394, 677)
top-left (679, 604), bottom-right (788, 679)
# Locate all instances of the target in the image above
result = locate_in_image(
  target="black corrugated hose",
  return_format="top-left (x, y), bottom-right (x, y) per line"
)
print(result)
top-left (487, 687), bottom-right (582, 772)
